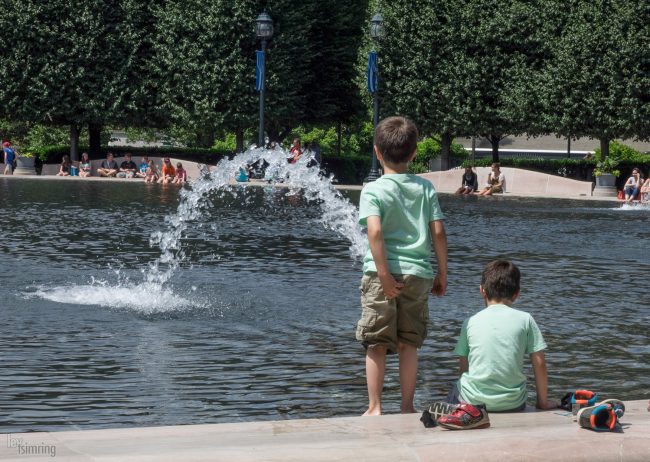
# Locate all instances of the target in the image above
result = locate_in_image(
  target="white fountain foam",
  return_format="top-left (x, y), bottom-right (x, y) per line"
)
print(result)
top-left (146, 146), bottom-right (367, 285)
top-left (612, 202), bottom-right (650, 212)
top-left (30, 146), bottom-right (367, 312)
top-left (32, 280), bottom-right (195, 314)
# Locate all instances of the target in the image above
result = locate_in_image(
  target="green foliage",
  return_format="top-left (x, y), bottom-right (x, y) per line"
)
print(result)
top-left (594, 141), bottom-right (650, 163)
top-left (288, 121), bottom-right (374, 157)
top-left (593, 157), bottom-right (621, 178)
top-left (541, 0), bottom-right (649, 143)
top-left (212, 133), bottom-right (237, 153)
top-left (409, 137), bottom-right (468, 173)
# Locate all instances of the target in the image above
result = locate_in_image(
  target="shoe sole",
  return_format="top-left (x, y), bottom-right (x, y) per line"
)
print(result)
top-left (597, 399), bottom-right (625, 416)
top-left (438, 420), bottom-right (491, 430)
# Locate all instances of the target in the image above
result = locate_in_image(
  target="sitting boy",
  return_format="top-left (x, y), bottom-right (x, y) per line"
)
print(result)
top-left (433, 260), bottom-right (556, 429)
top-left (357, 116), bottom-right (448, 416)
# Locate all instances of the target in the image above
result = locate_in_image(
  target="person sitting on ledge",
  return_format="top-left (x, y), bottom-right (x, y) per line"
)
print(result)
top-left (443, 261), bottom-right (557, 420)
top-left (97, 152), bottom-right (119, 177)
top-left (622, 167), bottom-right (642, 203)
top-left (136, 155), bottom-right (149, 178)
top-left (144, 160), bottom-right (159, 183)
top-left (158, 157), bottom-right (176, 184)
top-left (479, 162), bottom-right (506, 196)
top-left (456, 167), bottom-right (478, 195)
top-left (79, 152), bottom-right (92, 177)
top-left (57, 155), bottom-right (71, 176)
top-left (117, 153), bottom-right (138, 178)
top-left (172, 162), bottom-right (188, 184)
top-left (640, 175), bottom-right (650, 203)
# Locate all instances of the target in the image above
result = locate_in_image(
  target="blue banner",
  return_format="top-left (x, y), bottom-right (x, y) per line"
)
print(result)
top-left (367, 51), bottom-right (378, 93)
top-left (255, 50), bottom-right (265, 92)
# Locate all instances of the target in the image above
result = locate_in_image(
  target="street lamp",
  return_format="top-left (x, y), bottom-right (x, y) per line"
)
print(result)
top-left (365, 13), bottom-right (383, 182)
top-left (256, 12), bottom-right (274, 148)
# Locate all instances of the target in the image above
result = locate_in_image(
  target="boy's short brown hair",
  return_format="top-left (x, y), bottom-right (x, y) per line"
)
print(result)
top-left (481, 260), bottom-right (520, 301)
top-left (374, 116), bottom-right (418, 164)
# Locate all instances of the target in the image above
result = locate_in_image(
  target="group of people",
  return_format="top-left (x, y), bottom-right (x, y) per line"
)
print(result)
top-left (357, 116), bottom-right (554, 430)
top-left (455, 163), bottom-right (506, 196)
top-left (622, 167), bottom-right (650, 203)
top-left (57, 152), bottom-right (188, 185)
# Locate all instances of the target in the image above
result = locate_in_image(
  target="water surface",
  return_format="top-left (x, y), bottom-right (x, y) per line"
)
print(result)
top-left (0, 178), bottom-right (648, 432)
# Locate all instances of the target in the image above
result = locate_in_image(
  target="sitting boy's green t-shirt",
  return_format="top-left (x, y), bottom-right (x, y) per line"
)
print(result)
top-left (454, 304), bottom-right (547, 411)
top-left (359, 174), bottom-right (444, 278)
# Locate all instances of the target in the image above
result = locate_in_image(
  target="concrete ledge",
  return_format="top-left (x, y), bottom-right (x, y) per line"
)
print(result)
top-left (2, 400), bottom-right (648, 461)
top-left (420, 167), bottom-right (594, 197)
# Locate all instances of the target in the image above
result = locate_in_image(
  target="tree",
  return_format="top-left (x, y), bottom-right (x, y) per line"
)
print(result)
top-left (541, 0), bottom-right (650, 160)
top-left (0, 0), bottom-right (166, 158)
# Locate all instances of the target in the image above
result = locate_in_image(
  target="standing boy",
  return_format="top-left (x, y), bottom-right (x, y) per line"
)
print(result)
top-left (357, 116), bottom-right (448, 416)
top-left (436, 260), bottom-right (556, 429)
top-left (3, 141), bottom-right (16, 175)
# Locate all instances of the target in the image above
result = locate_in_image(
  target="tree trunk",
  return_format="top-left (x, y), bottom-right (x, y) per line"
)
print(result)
top-left (599, 138), bottom-right (609, 161)
top-left (197, 128), bottom-right (215, 148)
top-left (88, 123), bottom-right (102, 159)
top-left (337, 121), bottom-right (342, 156)
top-left (489, 134), bottom-right (500, 163)
top-left (235, 127), bottom-right (244, 154)
top-left (70, 125), bottom-right (80, 162)
top-left (440, 132), bottom-right (453, 170)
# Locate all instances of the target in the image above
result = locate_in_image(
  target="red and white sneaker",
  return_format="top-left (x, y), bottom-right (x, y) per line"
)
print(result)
top-left (437, 403), bottom-right (490, 430)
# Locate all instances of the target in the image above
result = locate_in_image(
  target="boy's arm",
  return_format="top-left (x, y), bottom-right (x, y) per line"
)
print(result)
top-left (530, 351), bottom-right (557, 410)
top-left (429, 220), bottom-right (448, 296)
top-left (366, 215), bottom-right (403, 299)
top-left (458, 356), bottom-right (468, 375)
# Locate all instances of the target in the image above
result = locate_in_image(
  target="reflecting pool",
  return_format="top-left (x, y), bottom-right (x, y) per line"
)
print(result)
top-left (0, 178), bottom-right (648, 432)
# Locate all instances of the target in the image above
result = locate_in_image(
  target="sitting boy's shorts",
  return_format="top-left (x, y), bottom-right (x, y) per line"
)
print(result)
top-left (356, 273), bottom-right (433, 354)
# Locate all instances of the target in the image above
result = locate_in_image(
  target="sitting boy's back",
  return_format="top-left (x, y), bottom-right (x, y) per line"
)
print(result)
top-left (453, 260), bottom-right (554, 412)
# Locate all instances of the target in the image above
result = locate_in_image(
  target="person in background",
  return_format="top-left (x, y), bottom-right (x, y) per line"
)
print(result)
top-left (640, 174), bottom-right (650, 203)
top-left (79, 152), bottom-right (92, 177)
top-left (136, 155), bottom-right (149, 178)
top-left (289, 138), bottom-right (302, 164)
top-left (158, 157), bottom-right (175, 184)
top-left (172, 162), bottom-right (188, 184)
top-left (145, 160), bottom-right (159, 183)
top-left (57, 155), bottom-right (71, 176)
top-left (455, 167), bottom-right (478, 195)
top-left (97, 152), bottom-right (119, 177)
top-left (622, 167), bottom-right (641, 203)
top-left (117, 153), bottom-right (137, 178)
top-left (3, 141), bottom-right (16, 175)
top-left (479, 163), bottom-right (506, 196)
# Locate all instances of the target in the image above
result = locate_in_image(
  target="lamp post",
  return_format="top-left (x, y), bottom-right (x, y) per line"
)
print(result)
top-left (255, 12), bottom-right (274, 148)
top-left (365, 13), bottom-right (383, 182)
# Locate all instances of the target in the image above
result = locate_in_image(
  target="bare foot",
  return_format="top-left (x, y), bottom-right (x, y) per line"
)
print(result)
top-left (647, 400), bottom-right (650, 412)
top-left (362, 407), bottom-right (381, 416)
top-left (400, 407), bottom-right (416, 414)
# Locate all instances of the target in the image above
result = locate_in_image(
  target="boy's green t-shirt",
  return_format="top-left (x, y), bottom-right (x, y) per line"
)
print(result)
top-left (358, 174), bottom-right (444, 278)
top-left (454, 304), bottom-right (547, 411)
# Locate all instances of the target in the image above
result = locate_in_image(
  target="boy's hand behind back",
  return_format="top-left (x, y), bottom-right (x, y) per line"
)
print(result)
top-left (379, 273), bottom-right (404, 299)
top-left (431, 273), bottom-right (446, 296)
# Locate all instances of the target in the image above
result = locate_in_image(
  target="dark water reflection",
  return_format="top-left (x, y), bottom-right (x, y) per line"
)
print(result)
top-left (0, 179), bottom-right (648, 432)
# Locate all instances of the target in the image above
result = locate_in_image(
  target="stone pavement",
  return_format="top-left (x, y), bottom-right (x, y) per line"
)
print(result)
top-left (1, 400), bottom-right (648, 461)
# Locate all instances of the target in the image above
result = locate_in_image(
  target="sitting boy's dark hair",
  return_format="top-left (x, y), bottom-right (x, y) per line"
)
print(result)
top-left (481, 260), bottom-right (520, 301)
top-left (374, 116), bottom-right (418, 164)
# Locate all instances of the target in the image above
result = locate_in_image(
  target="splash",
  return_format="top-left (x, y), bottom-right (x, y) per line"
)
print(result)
top-left (146, 146), bottom-right (367, 285)
top-left (32, 279), bottom-right (196, 314)
top-left (613, 202), bottom-right (650, 212)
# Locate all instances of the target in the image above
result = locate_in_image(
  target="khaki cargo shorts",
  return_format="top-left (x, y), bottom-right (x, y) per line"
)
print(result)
top-left (356, 273), bottom-right (433, 354)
